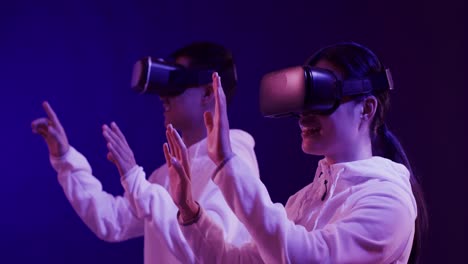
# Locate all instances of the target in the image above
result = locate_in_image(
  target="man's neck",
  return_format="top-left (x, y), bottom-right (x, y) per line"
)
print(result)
top-left (180, 127), bottom-right (207, 148)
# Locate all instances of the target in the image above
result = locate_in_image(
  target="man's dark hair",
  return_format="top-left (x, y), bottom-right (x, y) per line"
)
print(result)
top-left (169, 42), bottom-right (237, 103)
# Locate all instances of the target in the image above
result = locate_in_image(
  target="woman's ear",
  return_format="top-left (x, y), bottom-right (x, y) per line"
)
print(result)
top-left (360, 95), bottom-right (378, 121)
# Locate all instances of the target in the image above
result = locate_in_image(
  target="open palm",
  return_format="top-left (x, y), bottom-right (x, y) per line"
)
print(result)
top-left (204, 72), bottom-right (233, 166)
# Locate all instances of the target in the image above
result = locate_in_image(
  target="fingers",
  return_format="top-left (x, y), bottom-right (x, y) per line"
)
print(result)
top-left (31, 118), bottom-right (49, 133)
top-left (103, 125), bottom-right (126, 160)
top-left (102, 125), bottom-right (116, 144)
top-left (106, 142), bottom-right (125, 176)
top-left (31, 117), bottom-right (49, 128)
top-left (35, 102), bottom-right (64, 139)
top-left (165, 124), bottom-right (191, 179)
top-left (34, 125), bottom-right (49, 138)
top-left (212, 72), bottom-right (226, 117)
top-left (212, 72), bottom-right (221, 113)
top-left (103, 124), bottom-right (127, 152)
top-left (42, 101), bottom-right (61, 128)
top-left (106, 141), bottom-right (124, 169)
top-left (212, 72), bottom-right (221, 96)
top-left (207, 73), bottom-right (233, 164)
top-left (170, 157), bottom-right (190, 183)
top-left (170, 126), bottom-right (190, 175)
top-left (102, 123), bottom-right (136, 176)
top-left (166, 127), bottom-right (176, 158)
top-left (107, 152), bottom-right (115, 163)
top-left (166, 124), bottom-right (181, 160)
top-left (31, 117), bottom-right (59, 138)
top-left (106, 122), bottom-right (129, 149)
top-left (163, 143), bottom-right (172, 167)
top-left (211, 72), bottom-right (230, 136)
top-left (169, 125), bottom-right (187, 164)
top-left (110, 122), bottom-right (130, 147)
top-left (171, 126), bottom-right (186, 155)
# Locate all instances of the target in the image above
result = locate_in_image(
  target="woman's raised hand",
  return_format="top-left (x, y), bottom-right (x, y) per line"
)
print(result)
top-left (204, 72), bottom-right (234, 166)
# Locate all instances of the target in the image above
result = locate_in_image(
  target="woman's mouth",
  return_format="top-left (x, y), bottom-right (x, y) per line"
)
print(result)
top-left (299, 114), bottom-right (321, 137)
top-left (301, 126), bottom-right (321, 137)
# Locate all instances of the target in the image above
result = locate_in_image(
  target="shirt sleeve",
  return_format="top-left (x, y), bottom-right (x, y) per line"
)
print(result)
top-left (121, 130), bottom-right (263, 264)
top-left (49, 146), bottom-right (144, 242)
top-left (200, 130), bottom-right (261, 247)
top-left (120, 166), bottom-right (197, 263)
top-left (212, 156), bottom-right (416, 264)
top-left (180, 207), bottom-right (265, 264)
top-left (176, 130), bottom-right (265, 263)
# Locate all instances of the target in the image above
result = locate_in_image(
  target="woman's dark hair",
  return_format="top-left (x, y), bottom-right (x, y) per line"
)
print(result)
top-left (307, 42), bottom-right (428, 263)
top-left (169, 41), bottom-right (237, 103)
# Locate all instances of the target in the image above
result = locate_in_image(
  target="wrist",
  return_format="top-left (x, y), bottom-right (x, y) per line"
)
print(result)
top-left (50, 145), bottom-right (70, 159)
top-left (212, 153), bottom-right (236, 179)
top-left (178, 201), bottom-right (201, 226)
top-left (121, 165), bottom-right (139, 180)
top-left (216, 151), bottom-right (234, 166)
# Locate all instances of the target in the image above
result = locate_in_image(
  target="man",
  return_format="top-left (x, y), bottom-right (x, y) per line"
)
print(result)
top-left (31, 42), bottom-right (260, 263)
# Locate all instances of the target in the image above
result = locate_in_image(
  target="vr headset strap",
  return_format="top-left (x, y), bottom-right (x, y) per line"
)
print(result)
top-left (341, 69), bottom-right (393, 97)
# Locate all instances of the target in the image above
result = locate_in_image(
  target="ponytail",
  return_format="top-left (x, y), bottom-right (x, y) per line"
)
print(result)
top-left (373, 125), bottom-right (428, 264)
top-left (307, 42), bottom-right (428, 263)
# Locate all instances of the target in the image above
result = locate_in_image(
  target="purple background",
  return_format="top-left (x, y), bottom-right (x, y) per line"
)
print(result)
top-left (1, 0), bottom-right (466, 263)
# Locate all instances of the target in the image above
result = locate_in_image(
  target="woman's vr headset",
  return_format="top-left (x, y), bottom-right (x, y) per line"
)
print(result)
top-left (259, 66), bottom-right (394, 117)
top-left (131, 57), bottom-right (236, 97)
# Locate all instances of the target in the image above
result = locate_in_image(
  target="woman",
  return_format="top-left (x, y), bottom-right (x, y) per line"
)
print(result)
top-left (154, 42), bottom-right (427, 263)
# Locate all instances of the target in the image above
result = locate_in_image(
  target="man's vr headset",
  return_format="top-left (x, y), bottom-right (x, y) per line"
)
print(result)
top-left (259, 66), bottom-right (394, 117)
top-left (131, 57), bottom-right (236, 97)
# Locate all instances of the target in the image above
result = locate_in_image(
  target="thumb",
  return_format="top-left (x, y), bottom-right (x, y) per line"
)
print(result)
top-left (107, 152), bottom-right (115, 163)
top-left (163, 143), bottom-right (172, 167)
top-left (204, 111), bottom-right (214, 134)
